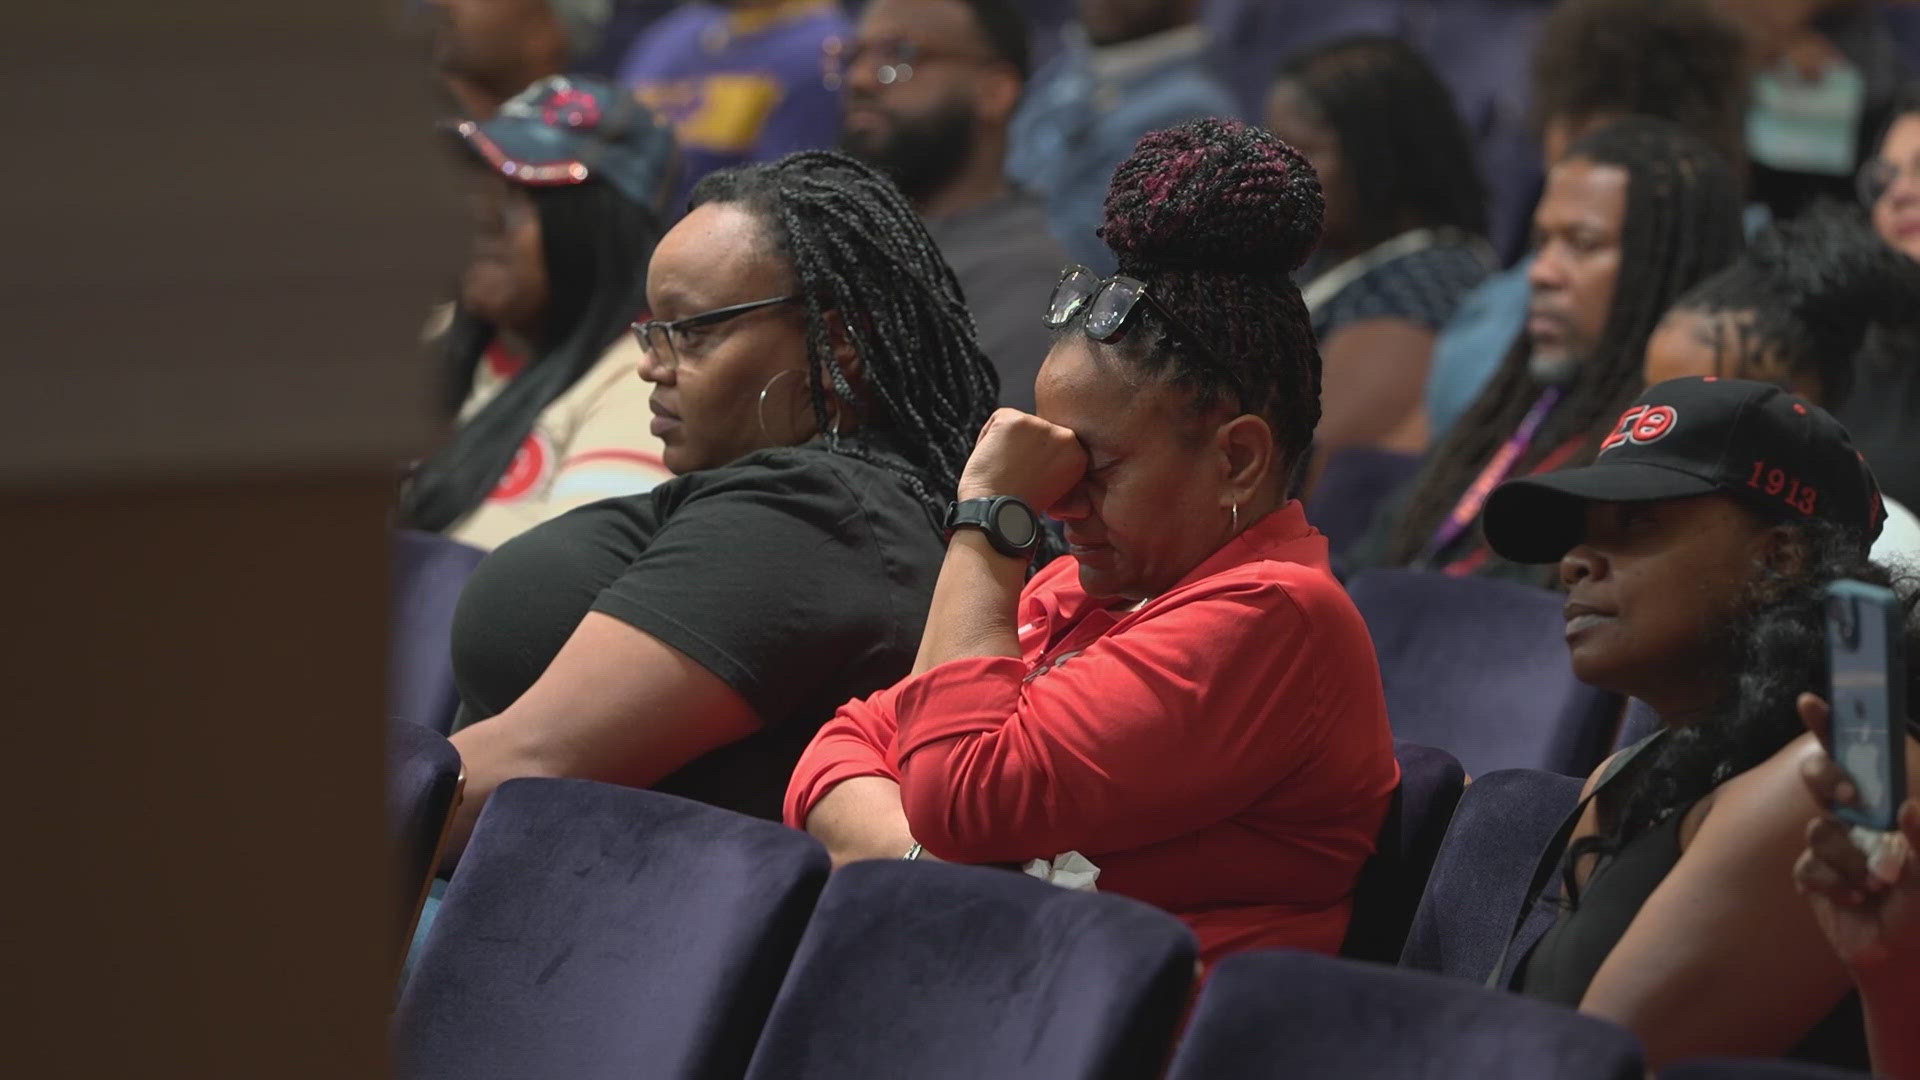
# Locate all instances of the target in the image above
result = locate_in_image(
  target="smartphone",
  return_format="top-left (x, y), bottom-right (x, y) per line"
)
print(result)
top-left (1824, 579), bottom-right (1908, 832)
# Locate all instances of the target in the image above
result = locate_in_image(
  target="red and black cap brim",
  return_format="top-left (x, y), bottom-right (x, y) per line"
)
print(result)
top-left (1483, 461), bottom-right (1724, 564)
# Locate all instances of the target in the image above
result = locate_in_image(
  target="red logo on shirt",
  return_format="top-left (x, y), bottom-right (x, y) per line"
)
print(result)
top-left (491, 433), bottom-right (553, 501)
top-left (1601, 405), bottom-right (1678, 452)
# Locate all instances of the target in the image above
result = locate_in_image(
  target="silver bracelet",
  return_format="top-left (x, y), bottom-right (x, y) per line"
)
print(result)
top-left (903, 842), bottom-right (924, 861)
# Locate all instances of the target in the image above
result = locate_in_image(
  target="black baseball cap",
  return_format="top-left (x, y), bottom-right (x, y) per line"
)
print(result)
top-left (446, 75), bottom-right (678, 213)
top-left (1484, 377), bottom-right (1885, 564)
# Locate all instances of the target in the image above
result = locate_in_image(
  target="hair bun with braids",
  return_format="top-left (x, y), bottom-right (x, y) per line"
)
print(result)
top-left (1099, 117), bottom-right (1325, 275)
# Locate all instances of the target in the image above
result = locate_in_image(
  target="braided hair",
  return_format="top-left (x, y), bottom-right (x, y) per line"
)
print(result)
top-left (1277, 33), bottom-right (1488, 248)
top-left (1384, 118), bottom-right (1744, 567)
top-left (1564, 518), bottom-right (1920, 905)
top-left (690, 150), bottom-right (999, 526)
top-left (1085, 118), bottom-right (1325, 478)
top-left (402, 179), bottom-right (663, 532)
top-left (1671, 203), bottom-right (1920, 408)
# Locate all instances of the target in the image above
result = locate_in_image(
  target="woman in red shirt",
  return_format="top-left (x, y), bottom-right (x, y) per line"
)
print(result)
top-left (784, 119), bottom-right (1399, 966)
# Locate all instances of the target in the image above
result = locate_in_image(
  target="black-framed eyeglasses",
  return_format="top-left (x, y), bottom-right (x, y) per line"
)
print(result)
top-left (1044, 265), bottom-right (1219, 361)
top-left (1858, 153), bottom-right (1920, 207)
top-left (632, 294), bottom-right (799, 365)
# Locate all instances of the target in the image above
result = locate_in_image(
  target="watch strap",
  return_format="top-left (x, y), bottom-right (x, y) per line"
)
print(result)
top-left (944, 496), bottom-right (1040, 559)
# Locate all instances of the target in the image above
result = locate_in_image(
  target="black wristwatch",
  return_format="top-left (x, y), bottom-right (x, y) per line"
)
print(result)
top-left (944, 496), bottom-right (1042, 559)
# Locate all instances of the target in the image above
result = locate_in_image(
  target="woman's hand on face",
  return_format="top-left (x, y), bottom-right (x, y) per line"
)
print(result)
top-left (1793, 692), bottom-right (1920, 977)
top-left (956, 408), bottom-right (1088, 507)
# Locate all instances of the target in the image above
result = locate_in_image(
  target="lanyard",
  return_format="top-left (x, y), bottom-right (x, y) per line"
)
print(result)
top-left (1420, 387), bottom-right (1563, 565)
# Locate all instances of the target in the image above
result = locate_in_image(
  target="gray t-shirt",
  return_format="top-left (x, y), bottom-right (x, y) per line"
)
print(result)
top-left (926, 190), bottom-right (1069, 413)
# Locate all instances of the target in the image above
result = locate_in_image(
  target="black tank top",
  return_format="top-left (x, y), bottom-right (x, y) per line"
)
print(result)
top-left (1516, 805), bottom-right (1869, 1071)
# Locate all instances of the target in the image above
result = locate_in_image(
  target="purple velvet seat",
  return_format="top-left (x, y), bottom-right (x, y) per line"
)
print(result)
top-left (394, 779), bottom-right (828, 1080)
top-left (1307, 447), bottom-right (1422, 563)
top-left (390, 530), bottom-right (486, 734)
top-left (386, 719), bottom-right (462, 956)
top-left (1346, 568), bottom-right (1622, 777)
top-left (741, 860), bottom-right (1195, 1080)
top-left (1401, 768), bottom-right (1584, 984)
top-left (1340, 741), bottom-right (1467, 963)
top-left (1166, 949), bottom-right (1645, 1079)
top-left (1662, 1061), bottom-right (1870, 1079)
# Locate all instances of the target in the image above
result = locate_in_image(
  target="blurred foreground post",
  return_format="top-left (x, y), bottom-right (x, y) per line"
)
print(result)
top-left (1, 2), bottom-right (455, 1075)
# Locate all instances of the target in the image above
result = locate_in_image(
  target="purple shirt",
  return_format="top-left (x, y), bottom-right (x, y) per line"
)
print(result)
top-left (616, 0), bottom-right (851, 207)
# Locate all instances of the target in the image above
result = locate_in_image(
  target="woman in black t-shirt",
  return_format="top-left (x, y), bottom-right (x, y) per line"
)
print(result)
top-left (442, 150), bottom-right (999, 856)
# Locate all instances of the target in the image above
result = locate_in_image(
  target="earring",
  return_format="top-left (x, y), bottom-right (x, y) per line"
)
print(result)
top-left (1230, 500), bottom-right (1240, 534)
top-left (756, 369), bottom-right (805, 441)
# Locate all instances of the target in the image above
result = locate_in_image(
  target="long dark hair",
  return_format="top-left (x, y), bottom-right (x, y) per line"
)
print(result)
top-left (1564, 518), bottom-right (1920, 903)
top-left (1672, 202), bottom-right (1920, 409)
top-left (1869, 81), bottom-right (1920, 157)
top-left (1277, 33), bottom-right (1487, 247)
top-left (1384, 118), bottom-right (1744, 566)
top-left (689, 151), bottom-right (999, 526)
top-left (1858, 84), bottom-right (1920, 390)
top-left (401, 179), bottom-right (664, 531)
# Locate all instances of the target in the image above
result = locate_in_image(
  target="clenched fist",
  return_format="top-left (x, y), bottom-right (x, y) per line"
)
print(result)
top-left (956, 409), bottom-right (1088, 509)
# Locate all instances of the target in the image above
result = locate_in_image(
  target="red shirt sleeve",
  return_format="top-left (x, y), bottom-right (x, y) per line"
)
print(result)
top-left (782, 684), bottom-right (903, 830)
top-left (890, 573), bottom-right (1333, 863)
top-left (782, 566), bottom-right (1068, 831)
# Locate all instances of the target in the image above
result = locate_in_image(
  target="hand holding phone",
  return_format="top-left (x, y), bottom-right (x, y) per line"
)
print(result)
top-left (1823, 580), bottom-right (1908, 833)
top-left (1795, 692), bottom-right (1920, 977)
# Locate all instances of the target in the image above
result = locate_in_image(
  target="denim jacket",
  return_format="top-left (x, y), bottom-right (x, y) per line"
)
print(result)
top-left (1007, 25), bottom-right (1241, 270)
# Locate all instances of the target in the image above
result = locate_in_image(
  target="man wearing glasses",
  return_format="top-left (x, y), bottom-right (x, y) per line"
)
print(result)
top-left (838, 0), bottom-right (1067, 412)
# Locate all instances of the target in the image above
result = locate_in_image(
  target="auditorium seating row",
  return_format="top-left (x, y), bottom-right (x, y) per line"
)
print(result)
top-left (387, 729), bottom-right (1862, 1079)
top-left (380, 456), bottom-right (1691, 1077)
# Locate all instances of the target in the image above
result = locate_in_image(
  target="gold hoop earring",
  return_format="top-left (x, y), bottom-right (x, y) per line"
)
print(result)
top-left (756, 369), bottom-right (806, 441)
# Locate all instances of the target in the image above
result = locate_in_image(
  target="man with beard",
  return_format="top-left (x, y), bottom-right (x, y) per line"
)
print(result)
top-left (840, 0), bottom-right (1065, 410)
top-left (1422, 0), bottom-right (1751, 441)
top-left (1349, 118), bottom-right (1746, 583)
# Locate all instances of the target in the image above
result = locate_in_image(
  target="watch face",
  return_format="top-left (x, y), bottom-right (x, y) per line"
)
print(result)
top-left (994, 499), bottom-right (1038, 547)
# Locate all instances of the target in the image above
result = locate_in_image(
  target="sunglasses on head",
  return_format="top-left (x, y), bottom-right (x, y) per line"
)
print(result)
top-left (1043, 265), bottom-right (1218, 363)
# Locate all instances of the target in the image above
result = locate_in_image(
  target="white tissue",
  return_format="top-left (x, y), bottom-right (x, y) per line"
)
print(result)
top-left (1022, 851), bottom-right (1101, 891)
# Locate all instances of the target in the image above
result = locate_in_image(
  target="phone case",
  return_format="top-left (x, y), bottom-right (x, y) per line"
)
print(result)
top-left (1825, 579), bottom-right (1909, 831)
